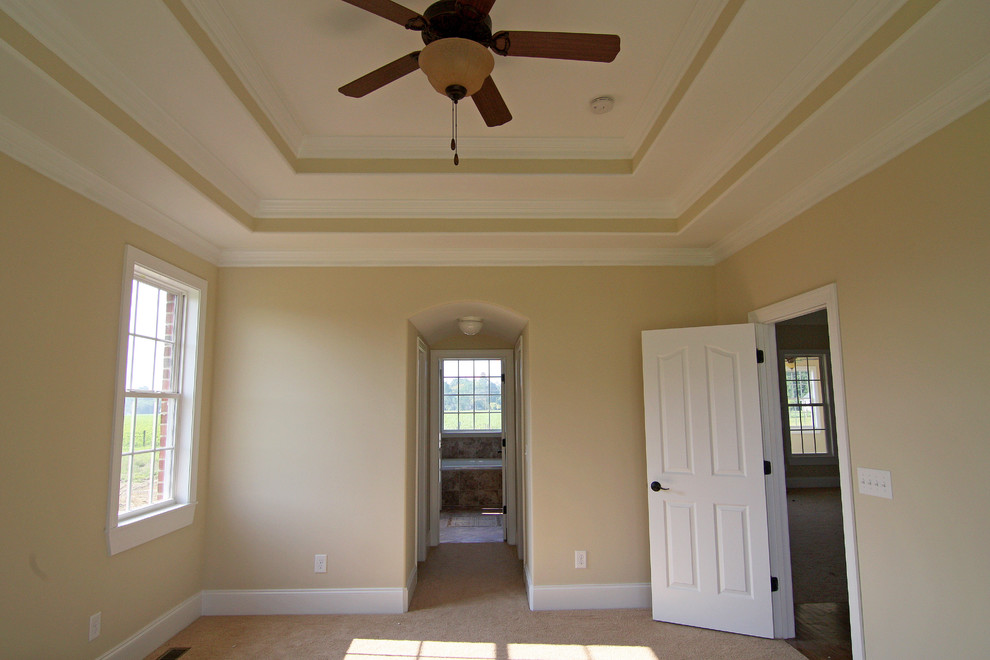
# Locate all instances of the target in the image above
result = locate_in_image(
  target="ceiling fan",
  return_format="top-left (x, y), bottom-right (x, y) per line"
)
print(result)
top-left (338, 0), bottom-right (621, 128)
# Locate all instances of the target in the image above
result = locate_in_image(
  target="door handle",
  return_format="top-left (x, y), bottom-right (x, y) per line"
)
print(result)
top-left (650, 481), bottom-right (669, 492)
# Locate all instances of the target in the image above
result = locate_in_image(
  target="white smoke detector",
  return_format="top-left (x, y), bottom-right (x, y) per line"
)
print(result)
top-left (590, 96), bottom-right (615, 114)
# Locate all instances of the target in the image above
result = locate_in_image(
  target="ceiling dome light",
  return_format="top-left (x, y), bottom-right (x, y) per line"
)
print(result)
top-left (419, 38), bottom-right (494, 101)
top-left (458, 316), bottom-right (483, 336)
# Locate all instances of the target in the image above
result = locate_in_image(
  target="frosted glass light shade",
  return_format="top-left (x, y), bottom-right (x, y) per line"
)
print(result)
top-left (419, 38), bottom-right (494, 98)
top-left (458, 316), bottom-right (483, 335)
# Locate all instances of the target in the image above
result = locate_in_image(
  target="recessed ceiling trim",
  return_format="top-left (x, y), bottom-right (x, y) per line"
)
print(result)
top-left (164, 0), bottom-right (297, 167)
top-left (218, 246), bottom-right (717, 268)
top-left (632, 0), bottom-right (744, 168)
top-left (0, 2), bottom-right (257, 231)
top-left (0, 0), bottom-right (261, 215)
top-left (171, 1), bottom-right (662, 172)
top-left (676, 0), bottom-right (941, 232)
top-left (183, 0), bottom-right (305, 150)
top-left (291, 155), bottom-right (633, 175)
top-left (710, 53), bottom-right (990, 263)
top-left (0, 113), bottom-right (222, 264)
top-left (297, 135), bottom-right (632, 161)
top-left (623, 0), bottom-right (728, 159)
top-left (252, 216), bottom-right (679, 235)
top-left (255, 198), bottom-right (678, 220)
top-left (670, 0), bottom-right (908, 217)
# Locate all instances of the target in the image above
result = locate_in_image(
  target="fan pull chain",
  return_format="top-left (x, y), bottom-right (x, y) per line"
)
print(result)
top-left (451, 98), bottom-right (459, 166)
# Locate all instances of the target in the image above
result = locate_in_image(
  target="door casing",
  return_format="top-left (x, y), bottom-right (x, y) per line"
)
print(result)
top-left (427, 349), bottom-right (516, 547)
top-left (415, 338), bottom-right (429, 562)
top-left (749, 283), bottom-right (864, 660)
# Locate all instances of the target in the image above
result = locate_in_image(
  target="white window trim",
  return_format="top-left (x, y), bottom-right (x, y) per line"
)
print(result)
top-left (106, 246), bottom-right (206, 555)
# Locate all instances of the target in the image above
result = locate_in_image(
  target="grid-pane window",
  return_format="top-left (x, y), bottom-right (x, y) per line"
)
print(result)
top-left (442, 359), bottom-right (502, 431)
top-left (108, 246), bottom-right (205, 555)
top-left (119, 278), bottom-right (183, 515)
top-left (782, 354), bottom-right (833, 456)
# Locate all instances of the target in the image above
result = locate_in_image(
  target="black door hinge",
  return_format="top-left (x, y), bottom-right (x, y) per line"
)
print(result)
top-left (501, 374), bottom-right (505, 383)
top-left (503, 505), bottom-right (507, 514)
top-left (771, 576), bottom-right (779, 592)
top-left (502, 438), bottom-right (506, 447)
top-left (756, 349), bottom-right (765, 364)
top-left (764, 460), bottom-right (772, 475)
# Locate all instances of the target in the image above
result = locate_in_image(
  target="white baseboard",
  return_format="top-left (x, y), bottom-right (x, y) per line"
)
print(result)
top-left (98, 592), bottom-right (202, 660)
top-left (528, 581), bottom-right (651, 611)
top-left (201, 587), bottom-right (407, 615)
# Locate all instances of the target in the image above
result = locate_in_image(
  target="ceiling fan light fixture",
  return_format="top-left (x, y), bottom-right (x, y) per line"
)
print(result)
top-left (419, 37), bottom-right (494, 99)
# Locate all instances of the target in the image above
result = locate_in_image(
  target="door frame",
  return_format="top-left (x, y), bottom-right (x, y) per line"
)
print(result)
top-left (428, 349), bottom-right (516, 547)
top-left (749, 283), bottom-right (865, 660)
top-left (415, 338), bottom-right (429, 562)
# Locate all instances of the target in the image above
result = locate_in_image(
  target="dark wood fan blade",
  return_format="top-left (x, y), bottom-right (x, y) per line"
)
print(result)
top-left (338, 52), bottom-right (421, 97)
top-left (492, 31), bottom-right (620, 62)
top-left (339, 0), bottom-right (425, 29)
top-left (472, 76), bottom-right (512, 127)
top-left (457, 0), bottom-right (497, 18)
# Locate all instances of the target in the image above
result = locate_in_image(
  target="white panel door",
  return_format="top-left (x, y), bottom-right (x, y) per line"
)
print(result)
top-left (642, 324), bottom-right (773, 638)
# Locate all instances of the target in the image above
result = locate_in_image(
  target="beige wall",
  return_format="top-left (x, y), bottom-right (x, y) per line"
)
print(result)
top-left (715, 101), bottom-right (990, 658)
top-left (204, 266), bottom-right (715, 591)
top-left (0, 154), bottom-right (217, 658)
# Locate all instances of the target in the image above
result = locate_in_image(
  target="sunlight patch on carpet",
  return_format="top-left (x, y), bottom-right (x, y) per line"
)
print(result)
top-left (345, 639), bottom-right (658, 660)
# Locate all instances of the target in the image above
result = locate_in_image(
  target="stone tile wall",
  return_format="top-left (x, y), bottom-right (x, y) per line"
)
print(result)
top-left (441, 434), bottom-right (502, 509)
top-left (441, 435), bottom-right (501, 458)
top-left (441, 468), bottom-right (502, 509)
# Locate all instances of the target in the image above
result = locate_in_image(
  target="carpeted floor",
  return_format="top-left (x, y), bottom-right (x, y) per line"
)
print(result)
top-left (786, 488), bottom-right (848, 605)
top-left (146, 543), bottom-right (804, 659)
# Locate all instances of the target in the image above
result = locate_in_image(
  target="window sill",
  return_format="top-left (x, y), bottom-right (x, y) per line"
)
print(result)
top-left (107, 501), bottom-right (197, 555)
top-left (440, 430), bottom-right (503, 436)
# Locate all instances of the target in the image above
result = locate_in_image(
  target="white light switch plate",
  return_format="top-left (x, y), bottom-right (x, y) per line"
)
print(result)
top-left (858, 467), bottom-right (893, 499)
top-left (88, 612), bottom-right (101, 641)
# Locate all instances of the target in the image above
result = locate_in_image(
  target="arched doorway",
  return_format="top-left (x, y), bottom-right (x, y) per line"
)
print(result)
top-left (409, 302), bottom-right (528, 563)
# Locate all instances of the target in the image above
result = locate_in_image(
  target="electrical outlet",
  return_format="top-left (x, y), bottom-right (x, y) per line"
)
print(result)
top-left (314, 554), bottom-right (327, 573)
top-left (88, 612), bottom-right (101, 642)
top-left (858, 467), bottom-right (893, 499)
top-left (574, 550), bottom-right (587, 569)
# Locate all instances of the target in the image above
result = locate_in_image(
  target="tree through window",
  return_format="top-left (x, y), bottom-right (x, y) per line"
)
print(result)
top-left (442, 359), bottom-right (502, 431)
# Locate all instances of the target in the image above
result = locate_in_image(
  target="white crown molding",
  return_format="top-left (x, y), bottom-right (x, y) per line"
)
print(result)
top-left (218, 246), bottom-right (716, 268)
top-left (297, 135), bottom-right (631, 160)
top-left (254, 198), bottom-right (678, 220)
top-left (0, 0), bottom-right (262, 214)
top-left (0, 114), bottom-right (222, 264)
top-left (183, 0), bottom-right (306, 150)
top-left (670, 0), bottom-right (907, 215)
top-left (711, 53), bottom-right (990, 263)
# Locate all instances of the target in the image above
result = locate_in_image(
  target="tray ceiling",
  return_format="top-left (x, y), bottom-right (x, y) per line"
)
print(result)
top-left (0, 0), bottom-right (988, 265)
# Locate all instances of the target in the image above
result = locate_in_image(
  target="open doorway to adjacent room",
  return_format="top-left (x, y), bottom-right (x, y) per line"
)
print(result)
top-left (776, 311), bottom-right (851, 660)
top-left (751, 285), bottom-right (861, 660)
top-left (431, 351), bottom-right (516, 545)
